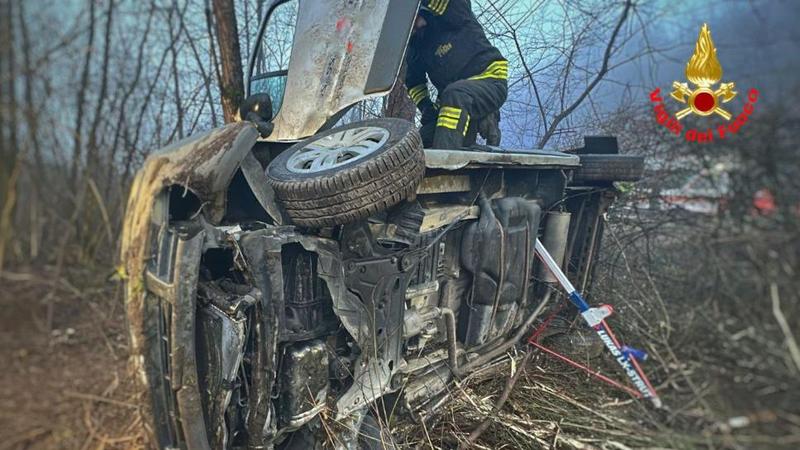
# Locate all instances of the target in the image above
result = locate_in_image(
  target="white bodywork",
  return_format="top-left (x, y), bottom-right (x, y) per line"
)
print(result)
top-left (268, 0), bottom-right (416, 141)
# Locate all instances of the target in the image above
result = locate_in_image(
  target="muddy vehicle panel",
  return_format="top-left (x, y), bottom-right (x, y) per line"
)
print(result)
top-left (121, 2), bottom-right (644, 449)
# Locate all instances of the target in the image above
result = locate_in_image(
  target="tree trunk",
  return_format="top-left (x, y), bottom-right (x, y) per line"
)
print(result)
top-left (86, 0), bottom-right (114, 178)
top-left (0, 0), bottom-right (17, 271)
top-left (211, 0), bottom-right (245, 123)
top-left (384, 62), bottom-right (416, 121)
top-left (69, 0), bottom-right (96, 190)
top-left (0, 0), bottom-right (13, 176)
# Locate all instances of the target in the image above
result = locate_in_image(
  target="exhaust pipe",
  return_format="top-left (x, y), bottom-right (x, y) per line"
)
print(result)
top-left (536, 212), bottom-right (571, 283)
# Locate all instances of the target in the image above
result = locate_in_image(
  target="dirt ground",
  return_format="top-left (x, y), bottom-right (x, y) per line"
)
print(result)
top-left (1, 264), bottom-right (798, 450)
top-left (0, 271), bottom-right (146, 450)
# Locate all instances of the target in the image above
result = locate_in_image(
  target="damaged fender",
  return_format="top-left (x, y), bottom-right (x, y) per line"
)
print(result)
top-left (120, 122), bottom-right (258, 388)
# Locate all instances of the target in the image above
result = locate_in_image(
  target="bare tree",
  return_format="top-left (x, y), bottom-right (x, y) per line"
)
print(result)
top-left (69, 0), bottom-right (96, 191)
top-left (475, 0), bottom-right (644, 149)
top-left (167, 1), bottom-right (185, 140)
top-left (105, 2), bottom-right (156, 198)
top-left (0, 0), bottom-right (14, 177)
top-left (211, 0), bottom-right (245, 123)
top-left (86, 0), bottom-right (115, 177)
top-left (536, 0), bottom-right (633, 148)
top-left (0, 0), bottom-right (16, 271)
top-left (384, 63), bottom-right (416, 121)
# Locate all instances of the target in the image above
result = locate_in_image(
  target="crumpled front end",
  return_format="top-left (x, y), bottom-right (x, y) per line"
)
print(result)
top-left (119, 122), bottom-right (257, 433)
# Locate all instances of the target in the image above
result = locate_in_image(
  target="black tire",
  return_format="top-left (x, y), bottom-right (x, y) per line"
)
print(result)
top-left (267, 119), bottom-right (425, 228)
top-left (572, 154), bottom-right (644, 183)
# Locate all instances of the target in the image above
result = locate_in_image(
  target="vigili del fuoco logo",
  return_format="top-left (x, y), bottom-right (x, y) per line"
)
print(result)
top-left (650, 24), bottom-right (759, 143)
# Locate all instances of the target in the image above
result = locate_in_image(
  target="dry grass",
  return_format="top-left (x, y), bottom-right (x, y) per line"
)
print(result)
top-left (1, 213), bottom-right (798, 450)
top-left (393, 214), bottom-right (800, 449)
top-left (0, 269), bottom-right (148, 450)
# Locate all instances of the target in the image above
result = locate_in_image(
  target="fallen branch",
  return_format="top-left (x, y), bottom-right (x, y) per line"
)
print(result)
top-left (770, 282), bottom-right (800, 375)
top-left (464, 349), bottom-right (535, 446)
top-left (63, 390), bottom-right (139, 409)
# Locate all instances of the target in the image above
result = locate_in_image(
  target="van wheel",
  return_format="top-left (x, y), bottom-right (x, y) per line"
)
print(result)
top-left (266, 119), bottom-right (425, 228)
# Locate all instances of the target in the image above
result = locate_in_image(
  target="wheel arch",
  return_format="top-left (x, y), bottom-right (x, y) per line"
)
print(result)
top-left (120, 122), bottom-right (258, 446)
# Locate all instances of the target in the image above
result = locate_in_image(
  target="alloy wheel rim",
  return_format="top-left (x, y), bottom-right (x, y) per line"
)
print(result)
top-left (286, 126), bottom-right (389, 173)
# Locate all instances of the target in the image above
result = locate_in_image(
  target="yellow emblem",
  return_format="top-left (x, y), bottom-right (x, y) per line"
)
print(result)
top-left (435, 42), bottom-right (453, 57)
top-left (671, 24), bottom-right (737, 120)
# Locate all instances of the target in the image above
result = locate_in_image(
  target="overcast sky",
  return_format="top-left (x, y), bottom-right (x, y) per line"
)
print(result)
top-left (471, 0), bottom-right (800, 146)
top-left (19, 0), bottom-right (800, 152)
top-left (607, 0), bottom-right (800, 101)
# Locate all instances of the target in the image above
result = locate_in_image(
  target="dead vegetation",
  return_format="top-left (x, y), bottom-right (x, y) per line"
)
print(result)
top-left (391, 217), bottom-right (800, 449)
top-left (0, 270), bottom-right (148, 450)
top-left (2, 125), bottom-right (800, 448)
top-left (3, 214), bottom-right (798, 450)
top-left (1, 1), bottom-right (799, 449)
top-left (396, 106), bottom-right (800, 447)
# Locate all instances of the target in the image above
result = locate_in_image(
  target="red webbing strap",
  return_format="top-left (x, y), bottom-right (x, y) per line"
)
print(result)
top-left (528, 300), bottom-right (646, 400)
top-left (529, 301), bottom-right (566, 342)
top-left (528, 340), bottom-right (643, 398)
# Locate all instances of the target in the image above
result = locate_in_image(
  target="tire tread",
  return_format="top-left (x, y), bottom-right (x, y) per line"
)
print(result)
top-left (266, 119), bottom-right (425, 228)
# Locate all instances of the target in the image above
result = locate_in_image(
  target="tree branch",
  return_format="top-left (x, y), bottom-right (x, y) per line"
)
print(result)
top-left (537, 0), bottom-right (633, 149)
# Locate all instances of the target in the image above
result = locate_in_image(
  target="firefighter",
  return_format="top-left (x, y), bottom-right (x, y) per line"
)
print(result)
top-left (405, 0), bottom-right (508, 149)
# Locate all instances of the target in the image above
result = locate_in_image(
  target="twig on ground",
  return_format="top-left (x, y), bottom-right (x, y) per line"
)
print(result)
top-left (770, 282), bottom-right (800, 375)
top-left (64, 390), bottom-right (139, 409)
top-left (464, 349), bottom-right (535, 447)
top-left (4, 427), bottom-right (51, 449)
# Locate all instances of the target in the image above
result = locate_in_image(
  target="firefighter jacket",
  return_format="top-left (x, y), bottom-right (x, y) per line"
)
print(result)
top-left (405, 0), bottom-right (507, 110)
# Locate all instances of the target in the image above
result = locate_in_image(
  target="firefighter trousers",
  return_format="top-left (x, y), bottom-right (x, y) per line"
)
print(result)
top-left (424, 77), bottom-right (508, 150)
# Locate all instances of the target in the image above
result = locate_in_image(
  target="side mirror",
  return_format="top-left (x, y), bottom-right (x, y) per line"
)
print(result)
top-left (240, 93), bottom-right (274, 138)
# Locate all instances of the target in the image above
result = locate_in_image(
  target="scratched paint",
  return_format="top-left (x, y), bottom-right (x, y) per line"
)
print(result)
top-left (267, 0), bottom-right (415, 141)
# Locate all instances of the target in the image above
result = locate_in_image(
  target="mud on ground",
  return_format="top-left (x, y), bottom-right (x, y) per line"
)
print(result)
top-left (0, 271), bottom-right (146, 450)
top-left (1, 261), bottom-right (798, 449)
